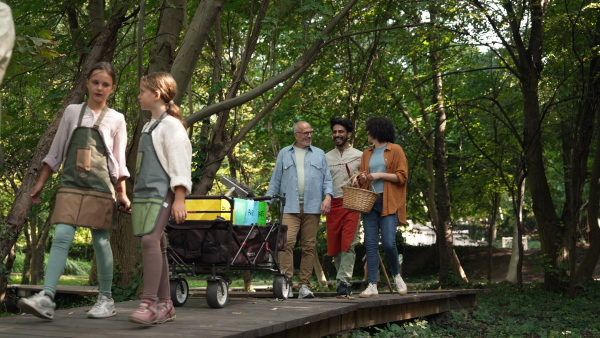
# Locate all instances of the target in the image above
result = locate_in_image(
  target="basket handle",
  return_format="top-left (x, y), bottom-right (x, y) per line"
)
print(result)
top-left (345, 173), bottom-right (376, 192)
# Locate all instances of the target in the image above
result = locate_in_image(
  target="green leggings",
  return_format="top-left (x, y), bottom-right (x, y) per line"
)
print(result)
top-left (43, 223), bottom-right (113, 298)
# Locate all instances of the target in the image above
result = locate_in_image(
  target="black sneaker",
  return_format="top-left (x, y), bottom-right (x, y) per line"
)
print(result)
top-left (336, 283), bottom-right (352, 296)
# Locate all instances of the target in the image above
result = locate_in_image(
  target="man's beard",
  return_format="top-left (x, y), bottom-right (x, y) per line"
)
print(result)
top-left (334, 136), bottom-right (348, 147)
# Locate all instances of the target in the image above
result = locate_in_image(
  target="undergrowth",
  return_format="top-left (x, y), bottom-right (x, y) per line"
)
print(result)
top-left (347, 280), bottom-right (600, 337)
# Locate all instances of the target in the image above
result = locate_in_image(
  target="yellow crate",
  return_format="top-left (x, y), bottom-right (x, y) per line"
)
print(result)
top-left (185, 198), bottom-right (231, 220)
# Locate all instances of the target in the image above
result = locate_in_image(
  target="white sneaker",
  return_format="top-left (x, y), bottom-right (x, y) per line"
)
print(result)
top-left (394, 274), bottom-right (408, 295)
top-left (298, 285), bottom-right (314, 299)
top-left (359, 283), bottom-right (379, 298)
top-left (17, 291), bottom-right (56, 320)
top-left (87, 294), bottom-right (116, 318)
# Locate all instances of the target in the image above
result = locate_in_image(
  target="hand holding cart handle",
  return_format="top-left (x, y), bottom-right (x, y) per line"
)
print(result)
top-left (118, 203), bottom-right (131, 214)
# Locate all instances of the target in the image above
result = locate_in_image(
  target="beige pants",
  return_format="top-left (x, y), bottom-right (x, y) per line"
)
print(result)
top-left (279, 206), bottom-right (320, 286)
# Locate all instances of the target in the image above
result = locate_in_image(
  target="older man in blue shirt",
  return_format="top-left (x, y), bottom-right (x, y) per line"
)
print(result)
top-left (267, 121), bottom-right (333, 299)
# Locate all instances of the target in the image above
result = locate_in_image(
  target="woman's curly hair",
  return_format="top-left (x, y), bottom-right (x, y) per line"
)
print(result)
top-left (365, 117), bottom-right (395, 143)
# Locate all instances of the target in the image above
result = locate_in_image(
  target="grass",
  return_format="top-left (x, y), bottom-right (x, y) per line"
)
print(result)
top-left (8, 274), bottom-right (91, 286)
top-left (347, 281), bottom-right (600, 337)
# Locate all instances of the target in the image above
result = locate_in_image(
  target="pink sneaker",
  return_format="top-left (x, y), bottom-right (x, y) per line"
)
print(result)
top-left (128, 300), bottom-right (157, 325)
top-left (156, 300), bottom-right (176, 324)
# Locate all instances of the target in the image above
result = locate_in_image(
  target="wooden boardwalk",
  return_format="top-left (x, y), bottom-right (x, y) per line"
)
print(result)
top-left (1, 288), bottom-right (487, 338)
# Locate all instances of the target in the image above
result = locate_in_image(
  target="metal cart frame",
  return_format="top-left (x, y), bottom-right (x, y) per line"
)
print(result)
top-left (166, 195), bottom-right (290, 308)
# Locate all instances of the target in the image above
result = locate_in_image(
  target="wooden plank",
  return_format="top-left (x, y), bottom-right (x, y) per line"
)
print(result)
top-left (2, 289), bottom-right (487, 338)
top-left (9, 284), bottom-right (99, 297)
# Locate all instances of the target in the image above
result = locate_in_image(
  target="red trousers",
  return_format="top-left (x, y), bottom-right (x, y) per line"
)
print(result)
top-left (326, 198), bottom-right (360, 256)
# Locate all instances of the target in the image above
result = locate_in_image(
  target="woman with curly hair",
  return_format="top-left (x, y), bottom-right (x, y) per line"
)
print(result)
top-left (357, 116), bottom-right (408, 298)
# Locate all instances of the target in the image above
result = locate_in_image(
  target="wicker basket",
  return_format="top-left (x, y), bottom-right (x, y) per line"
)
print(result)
top-left (341, 174), bottom-right (379, 213)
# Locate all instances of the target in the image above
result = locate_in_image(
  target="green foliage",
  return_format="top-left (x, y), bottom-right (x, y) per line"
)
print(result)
top-left (432, 282), bottom-right (600, 337)
top-left (349, 320), bottom-right (432, 338)
top-left (110, 262), bottom-right (143, 302)
top-left (62, 257), bottom-right (91, 276)
top-left (9, 252), bottom-right (91, 278)
top-left (349, 282), bottom-right (600, 337)
top-left (424, 268), bottom-right (469, 289)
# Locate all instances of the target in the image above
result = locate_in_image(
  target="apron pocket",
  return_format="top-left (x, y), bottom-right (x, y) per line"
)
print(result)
top-left (76, 147), bottom-right (91, 172)
top-left (131, 200), bottom-right (162, 236)
top-left (78, 194), bottom-right (114, 229)
top-left (52, 188), bottom-right (114, 229)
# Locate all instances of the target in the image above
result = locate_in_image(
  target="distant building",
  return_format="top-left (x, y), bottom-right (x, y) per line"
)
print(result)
top-left (402, 222), bottom-right (486, 246)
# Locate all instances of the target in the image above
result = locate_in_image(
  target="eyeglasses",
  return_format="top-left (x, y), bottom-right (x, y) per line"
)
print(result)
top-left (295, 131), bottom-right (314, 136)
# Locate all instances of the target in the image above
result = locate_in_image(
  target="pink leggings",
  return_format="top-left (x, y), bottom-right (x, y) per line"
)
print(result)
top-left (140, 190), bottom-right (174, 302)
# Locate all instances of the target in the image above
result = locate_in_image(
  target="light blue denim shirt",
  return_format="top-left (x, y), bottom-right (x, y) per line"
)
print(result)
top-left (266, 143), bottom-right (333, 214)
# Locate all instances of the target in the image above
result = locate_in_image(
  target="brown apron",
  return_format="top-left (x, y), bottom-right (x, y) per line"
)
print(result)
top-left (50, 104), bottom-right (115, 229)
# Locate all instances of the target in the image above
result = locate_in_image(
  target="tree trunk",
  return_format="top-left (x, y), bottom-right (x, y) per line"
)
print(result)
top-left (0, 247), bottom-right (16, 302)
top-left (89, 0), bottom-right (105, 39)
top-left (171, 0), bottom-right (227, 105)
top-left (559, 54), bottom-right (597, 294)
top-left (149, 0), bottom-right (186, 73)
top-left (21, 227), bottom-right (31, 285)
top-left (429, 4), bottom-right (466, 284)
top-left (505, 172), bottom-right (526, 284)
top-left (574, 67), bottom-right (600, 281)
top-left (31, 216), bottom-right (51, 285)
top-left (506, 222), bottom-right (520, 283)
top-left (242, 270), bottom-right (253, 292)
top-left (487, 193), bottom-right (499, 281)
top-left (573, 30), bottom-right (600, 282)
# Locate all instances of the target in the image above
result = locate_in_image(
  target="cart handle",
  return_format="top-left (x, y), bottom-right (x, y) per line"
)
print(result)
top-left (250, 195), bottom-right (279, 201)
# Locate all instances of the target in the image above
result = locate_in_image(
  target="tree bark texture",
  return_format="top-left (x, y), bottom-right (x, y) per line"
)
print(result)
top-left (506, 173), bottom-right (526, 284)
top-left (514, 0), bottom-right (564, 291)
top-left (572, 20), bottom-right (600, 282)
top-left (487, 193), bottom-right (499, 281)
top-left (172, 0), bottom-right (227, 105)
top-left (429, 4), bottom-right (466, 284)
top-left (149, 0), bottom-right (186, 73)
top-left (89, 0), bottom-right (105, 39)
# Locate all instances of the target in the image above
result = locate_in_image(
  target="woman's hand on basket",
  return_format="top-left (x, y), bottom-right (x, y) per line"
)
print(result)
top-left (360, 171), bottom-right (383, 183)
top-left (358, 172), bottom-right (370, 185)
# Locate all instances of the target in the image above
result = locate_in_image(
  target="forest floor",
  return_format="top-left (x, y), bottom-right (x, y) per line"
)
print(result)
top-left (400, 247), bottom-right (600, 283)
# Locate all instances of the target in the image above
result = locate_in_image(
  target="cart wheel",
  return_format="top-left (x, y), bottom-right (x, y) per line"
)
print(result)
top-left (170, 278), bottom-right (189, 307)
top-left (206, 279), bottom-right (228, 308)
top-left (272, 275), bottom-right (289, 300)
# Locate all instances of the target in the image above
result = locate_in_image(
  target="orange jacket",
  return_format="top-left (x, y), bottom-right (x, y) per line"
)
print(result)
top-left (360, 143), bottom-right (408, 224)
